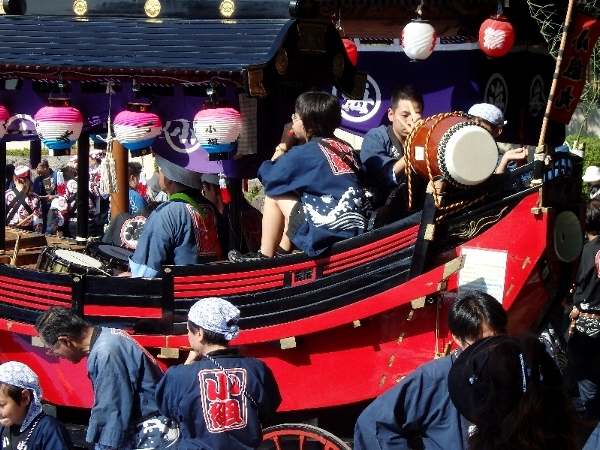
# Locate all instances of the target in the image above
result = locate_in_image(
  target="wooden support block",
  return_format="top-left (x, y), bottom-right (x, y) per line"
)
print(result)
top-left (279, 337), bottom-right (297, 349)
top-left (157, 347), bottom-right (179, 359)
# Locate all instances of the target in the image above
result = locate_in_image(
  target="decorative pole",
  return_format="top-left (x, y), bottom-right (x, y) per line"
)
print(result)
top-left (532, 0), bottom-right (577, 185)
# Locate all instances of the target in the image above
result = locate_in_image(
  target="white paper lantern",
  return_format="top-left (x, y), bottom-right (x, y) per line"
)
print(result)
top-left (34, 98), bottom-right (83, 156)
top-left (193, 106), bottom-right (242, 161)
top-left (113, 104), bottom-right (162, 158)
top-left (401, 20), bottom-right (437, 61)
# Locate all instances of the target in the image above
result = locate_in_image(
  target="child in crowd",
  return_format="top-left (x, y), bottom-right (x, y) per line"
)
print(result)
top-left (156, 297), bottom-right (281, 449)
top-left (467, 103), bottom-right (529, 174)
top-left (583, 165), bottom-right (600, 199)
top-left (0, 361), bottom-right (74, 449)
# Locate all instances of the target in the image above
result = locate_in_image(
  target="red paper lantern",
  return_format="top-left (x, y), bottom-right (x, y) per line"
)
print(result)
top-left (479, 15), bottom-right (515, 58)
top-left (0, 105), bottom-right (9, 140)
top-left (342, 38), bottom-right (358, 65)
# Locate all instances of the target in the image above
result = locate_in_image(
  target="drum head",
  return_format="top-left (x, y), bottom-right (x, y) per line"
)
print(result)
top-left (97, 244), bottom-right (134, 261)
top-left (54, 249), bottom-right (104, 269)
top-left (441, 124), bottom-right (498, 186)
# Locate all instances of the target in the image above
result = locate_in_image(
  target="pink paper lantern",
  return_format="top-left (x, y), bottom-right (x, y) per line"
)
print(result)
top-left (193, 106), bottom-right (242, 161)
top-left (479, 15), bottom-right (515, 58)
top-left (0, 105), bottom-right (9, 140)
top-left (342, 38), bottom-right (358, 65)
top-left (402, 19), bottom-right (437, 61)
top-left (34, 98), bottom-right (83, 155)
top-left (114, 104), bottom-right (162, 157)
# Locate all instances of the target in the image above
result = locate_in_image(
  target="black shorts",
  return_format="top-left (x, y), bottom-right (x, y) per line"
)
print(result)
top-left (285, 201), bottom-right (305, 241)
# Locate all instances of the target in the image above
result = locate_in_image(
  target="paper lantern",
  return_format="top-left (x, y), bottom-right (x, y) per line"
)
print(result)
top-left (193, 106), bottom-right (242, 161)
top-left (342, 38), bottom-right (358, 65)
top-left (113, 103), bottom-right (162, 158)
top-left (401, 19), bottom-right (437, 61)
top-left (34, 98), bottom-right (83, 156)
top-left (0, 105), bottom-right (9, 140)
top-left (479, 15), bottom-right (515, 58)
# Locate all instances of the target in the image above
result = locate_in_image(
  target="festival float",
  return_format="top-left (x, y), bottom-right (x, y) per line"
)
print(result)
top-left (0, 0), bottom-right (591, 447)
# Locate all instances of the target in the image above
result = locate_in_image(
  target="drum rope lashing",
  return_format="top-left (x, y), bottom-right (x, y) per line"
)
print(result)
top-left (404, 111), bottom-right (489, 220)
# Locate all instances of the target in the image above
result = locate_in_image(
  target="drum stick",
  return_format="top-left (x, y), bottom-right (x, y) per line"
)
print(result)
top-left (16, 213), bottom-right (34, 227)
top-left (396, 116), bottom-right (412, 133)
top-left (407, 101), bottom-right (419, 122)
top-left (10, 233), bottom-right (20, 266)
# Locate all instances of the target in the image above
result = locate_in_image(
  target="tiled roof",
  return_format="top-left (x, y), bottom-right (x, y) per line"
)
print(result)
top-left (0, 15), bottom-right (291, 76)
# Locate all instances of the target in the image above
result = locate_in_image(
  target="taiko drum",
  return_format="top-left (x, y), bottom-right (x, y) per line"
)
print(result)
top-left (406, 113), bottom-right (498, 187)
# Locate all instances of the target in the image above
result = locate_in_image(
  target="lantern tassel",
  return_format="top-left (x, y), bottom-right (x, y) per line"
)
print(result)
top-left (219, 172), bottom-right (230, 205)
top-left (137, 170), bottom-right (147, 199)
top-left (99, 82), bottom-right (119, 195)
top-left (56, 170), bottom-right (66, 196)
top-left (100, 142), bottom-right (119, 195)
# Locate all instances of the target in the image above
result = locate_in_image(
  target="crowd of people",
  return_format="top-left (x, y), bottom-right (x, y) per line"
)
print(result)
top-left (4, 87), bottom-right (531, 274)
top-left (3, 87), bottom-right (599, 449)
top-left (1, 296), bottom-right (281, 449)
top-left (1, 289), bottom-right (598, 449)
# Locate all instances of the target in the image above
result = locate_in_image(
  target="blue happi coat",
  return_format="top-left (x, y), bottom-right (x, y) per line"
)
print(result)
top-left (354, 354), bottom-right (468, 450)
top-left (1, 414), bottom-right (74, 450)
top-left (156, 348), bottom-right (281, 450)
top-left (258, 137), bottom-right (369, 256)
top-left (86, 327), bottom-right (167, 448)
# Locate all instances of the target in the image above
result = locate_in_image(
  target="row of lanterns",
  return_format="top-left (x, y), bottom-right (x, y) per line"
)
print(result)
top-left (342, 9), bottom-right (515, 63)
top-left (0, 98), bottom-right (243, 160)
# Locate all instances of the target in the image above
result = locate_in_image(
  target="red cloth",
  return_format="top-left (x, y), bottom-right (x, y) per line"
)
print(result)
top-left (549, 11), bottom-right (600, 124)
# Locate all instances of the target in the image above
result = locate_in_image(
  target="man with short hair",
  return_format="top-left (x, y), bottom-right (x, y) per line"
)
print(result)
top-left (128, 155), bottom-right (222, 278)
top-left (353, 290), bottom-right (508, 450)
top-left (359, 85), bottom-right (424, 198)
top-left (34, 306), bottom-right (179, 450)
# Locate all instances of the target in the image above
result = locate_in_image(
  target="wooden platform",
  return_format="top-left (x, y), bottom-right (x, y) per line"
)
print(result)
top-left (0, 228), bottom-right (87, 267)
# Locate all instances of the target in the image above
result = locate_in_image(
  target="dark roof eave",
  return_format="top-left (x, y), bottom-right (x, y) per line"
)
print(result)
top-left (0, 16), bottom-right (366, 98)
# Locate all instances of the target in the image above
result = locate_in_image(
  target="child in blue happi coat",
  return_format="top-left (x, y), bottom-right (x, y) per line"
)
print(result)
top-left (0, 361), bottom-right (74, 450)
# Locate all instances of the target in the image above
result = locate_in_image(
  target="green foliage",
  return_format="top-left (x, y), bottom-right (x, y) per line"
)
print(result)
top-left (244, 182), bottom-right (263, 205)
top-left (6, 148), bottom-right (49, 156)
top-left (566, 135), bottom-right (600, 196)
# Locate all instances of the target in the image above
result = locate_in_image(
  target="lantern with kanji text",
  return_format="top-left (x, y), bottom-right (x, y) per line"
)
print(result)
top-left (193, 106), bottom-right (242, 161)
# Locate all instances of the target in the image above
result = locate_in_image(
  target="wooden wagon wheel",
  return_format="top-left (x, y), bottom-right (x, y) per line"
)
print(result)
top-left (261, 423), bottom-right (352, 450)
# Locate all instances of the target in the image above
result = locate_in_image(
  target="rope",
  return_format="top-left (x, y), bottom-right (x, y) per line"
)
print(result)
top-left (99, 84), bottom-right (119, 195)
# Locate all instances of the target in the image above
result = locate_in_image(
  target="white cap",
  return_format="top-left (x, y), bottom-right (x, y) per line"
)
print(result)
top-left (583, 165), bottom-right (600, 182)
